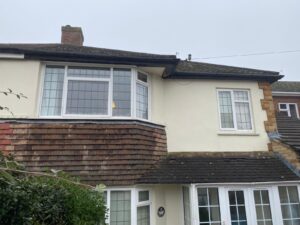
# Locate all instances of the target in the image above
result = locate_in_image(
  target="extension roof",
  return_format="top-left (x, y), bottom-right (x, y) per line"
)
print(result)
top-left (272, 81), bottom-right (300, 92)
top-left (277, 115), bottom-right (300, 154)
top-left (0, 43), bottom-right (282, 82)
top-left (138, 152), bottom-right (299, 184)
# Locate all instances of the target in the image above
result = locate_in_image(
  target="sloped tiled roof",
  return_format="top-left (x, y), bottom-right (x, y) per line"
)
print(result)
top-left (277, 115), bottom-right (300, 154)
top-left (0, 119), bottom-right (167, 186)
top-left (0, 43), bottom-right (283, 82)
top-left (272, 81), bottom-right (300, 92)
top-left (175, 60), bottom-right (279, 76)
top-left (0, 43), bottom-right (176, 61)
top-left (138, 152), bottom-right (299, 184)
top-left (165, 61), bottom-right (282, 82)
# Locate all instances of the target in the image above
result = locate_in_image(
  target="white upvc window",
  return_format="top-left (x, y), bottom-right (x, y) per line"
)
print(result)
top-left (104, 188), bottom-right (151, 225)
top-left (217, 89), bottom-right (253, 131)
top-left (278, 103), bottom-right (299, 118)
top-left (278, 186), bottom-right (300, 224)
top-left (136, 190), bottom-right (151, 225)
top-left (186, 184), bottom-right (300, 225)
top-left (39, 65), bottom-right (150, 120)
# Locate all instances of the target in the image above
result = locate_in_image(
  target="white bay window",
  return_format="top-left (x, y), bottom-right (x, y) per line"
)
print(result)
top-left (217, 89), bottom-right (253, 131)
top-left (40, 65), bottom-right (150, 120)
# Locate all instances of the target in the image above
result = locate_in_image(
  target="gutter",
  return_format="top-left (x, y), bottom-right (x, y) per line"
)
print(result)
top-left (164, 71), bottom-right (284, 83)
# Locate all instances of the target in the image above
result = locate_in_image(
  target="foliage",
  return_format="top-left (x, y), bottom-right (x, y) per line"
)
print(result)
top-left (0, 88), bottom-right (27, 115)
top-left (0, 153), bottom-right (106, 225)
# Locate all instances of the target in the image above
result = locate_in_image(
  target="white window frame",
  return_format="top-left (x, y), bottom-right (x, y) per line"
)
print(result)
top-left (38, 63), bottom-right (151, 121)
top-left (278, 103), bottom-right (299, 118)
top-left (182, 185), bottom-right (192, 225)
top-left (189, 183), bottom-right (300, 225)
top-left (217, 89), bottom-right (254, 132)
top-left (135, 71), bottom-right (151, 121)
top-left (136, 189), bottom-right (152, 225)
top-left (104, 187), bottom-right (152, 225)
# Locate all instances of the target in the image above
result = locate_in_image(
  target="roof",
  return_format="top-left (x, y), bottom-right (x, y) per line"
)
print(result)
top-left (138, 152), bottom-right (299, 184)
top-left (277, 115), bottom-right (300, 154)
top-left (0, 119), bottom-right (167, 186)
top-left (164, 60), bottom-right (283, 82)
top-left (0, 43), bottom-right (283, 82)
top-left (272, 81), bottom-right (300, 92)
top-left (0, 43), bottom-right (178, 65)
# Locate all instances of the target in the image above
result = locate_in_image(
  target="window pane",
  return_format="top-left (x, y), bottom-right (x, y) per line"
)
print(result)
top-left (198, 188), bottom-right (208, 206)
top-left (234, 91), bottom-right (249, 101)
top-left (199, 207), bottom-right (209, 222)
top-left (218, 91), bottom-right (234, 128)
top-left (254, 190), bottom-right (273, 224)
top-left (136, 83), bottom-right (148, 119)
top-left (138, 72), bottom-right (148, 83)
top-left (279, 186), bottom-right (300, 222)
top-left (235, 102), bottom-right (252, 130)
top-left (113, 69), bottom-right (131, 117)
top-left (228, 191), bottom-right (248, 225)
top-left (41, 66), bottom-right (65, 116)
top-left (138, 191), bottom-right (149, 202)
top-left (288, 186), bottom-right (299, 203)
top-left (137, 205), bottom-right (150, 225)
top-left (198, 188), bottom-right (221, 224)
top-left (110, 191), bottom-right (131, 225)
top-left (279, 104), bottom-right (287, 110)
top-left (183, 187), bottom-right (191, 225)
top-left (209, 188), bottom-right (219, 205)
top-left (279, 187), bottom-right (289, 203)
top-left (66, 80), bottom-right (109, 115)
top-left (68, 67), bottom-right (110, 78)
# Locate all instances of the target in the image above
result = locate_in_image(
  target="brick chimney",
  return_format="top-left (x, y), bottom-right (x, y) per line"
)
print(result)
top-left (61, 25), bottom-right (84, 46)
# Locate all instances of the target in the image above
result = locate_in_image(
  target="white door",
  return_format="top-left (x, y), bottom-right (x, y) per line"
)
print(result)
top-left (222, 188), bottom-right (277, 225)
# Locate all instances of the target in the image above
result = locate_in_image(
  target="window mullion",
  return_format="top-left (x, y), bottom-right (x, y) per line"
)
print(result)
top-left (231, 91), bottom-right (238, 130)
top-left (61, 65), bottom-right (68, 116)
top-left (108, 68), bottom-right (113, 117)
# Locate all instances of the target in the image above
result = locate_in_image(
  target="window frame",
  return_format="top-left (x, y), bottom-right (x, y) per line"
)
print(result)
top-left (216, 89), bottom-right (254, 132)
top-left (135, 71), bottom-right (151, 121)
top-left (189, 183), bottom-right (300, 225)
top-left (136, 189), bottom-right (152, 225)
top-left (104, 187), bottom-right (152, 225)
top-left (38, 63), bottom-right (151, 121)
top-left (278, 103), bottom-right (299, 118)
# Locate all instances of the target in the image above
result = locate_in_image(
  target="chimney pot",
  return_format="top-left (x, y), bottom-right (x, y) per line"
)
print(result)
top-left (61, 25), bottom-right (84, 46)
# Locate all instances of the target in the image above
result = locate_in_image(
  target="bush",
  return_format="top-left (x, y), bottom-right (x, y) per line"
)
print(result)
top-left (0, 153), bottom-right (106, 225)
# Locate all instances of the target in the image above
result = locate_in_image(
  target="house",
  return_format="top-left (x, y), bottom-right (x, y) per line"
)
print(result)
top-left (0, 25), bottom-right (300, 225)
top-left (271, 81), bottom-right (300, 176)
top-left (272, 81), bottom-right (300, 118)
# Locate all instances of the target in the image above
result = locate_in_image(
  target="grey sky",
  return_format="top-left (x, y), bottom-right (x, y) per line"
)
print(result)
top-left (1, 0), bottom-right (299, 80)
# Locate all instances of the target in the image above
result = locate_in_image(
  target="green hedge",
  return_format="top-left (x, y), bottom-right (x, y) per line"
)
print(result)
top-left (0, 153), bottom-right (106, 225)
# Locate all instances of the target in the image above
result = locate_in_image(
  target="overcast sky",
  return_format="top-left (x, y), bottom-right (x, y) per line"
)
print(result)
top-left (1, 0), bottom-right (299, 80)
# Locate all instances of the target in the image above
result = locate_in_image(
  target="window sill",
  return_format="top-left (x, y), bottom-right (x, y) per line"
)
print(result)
top-left (217, 132), bottom-right (259, 136)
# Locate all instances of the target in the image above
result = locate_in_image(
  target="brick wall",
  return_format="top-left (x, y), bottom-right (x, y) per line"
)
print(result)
top-left (258, 82), bottom-right (278, 151)
top-left (273, 96), bottom-right (300, 114)
top-left (0, 120), bottom-right (167, 186)
top-left (271, 140), bottom-right (300, 175)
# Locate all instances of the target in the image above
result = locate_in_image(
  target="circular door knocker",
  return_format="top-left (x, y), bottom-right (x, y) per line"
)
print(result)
top-left (157, 207), bottom-right (165, 217)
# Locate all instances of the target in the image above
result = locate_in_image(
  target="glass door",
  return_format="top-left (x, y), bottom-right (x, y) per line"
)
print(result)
top-left (228, 190), bottom-right (248, 225)
top-left (224, 188), bottom-right (276, 225)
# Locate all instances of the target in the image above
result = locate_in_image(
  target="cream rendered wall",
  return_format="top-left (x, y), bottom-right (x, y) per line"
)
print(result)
top-left (151, 77), bottom-right (269, 152)
top-left (151, 185), bottom-right (183, 225)
top-left (0, 60), bottom-right (269, 152)
top-left (0, 60), bottom-right (41, 118)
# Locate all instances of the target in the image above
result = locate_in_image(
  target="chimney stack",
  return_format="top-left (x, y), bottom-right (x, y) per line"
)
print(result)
top-left (61, 25), bottom-right (84, 46)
